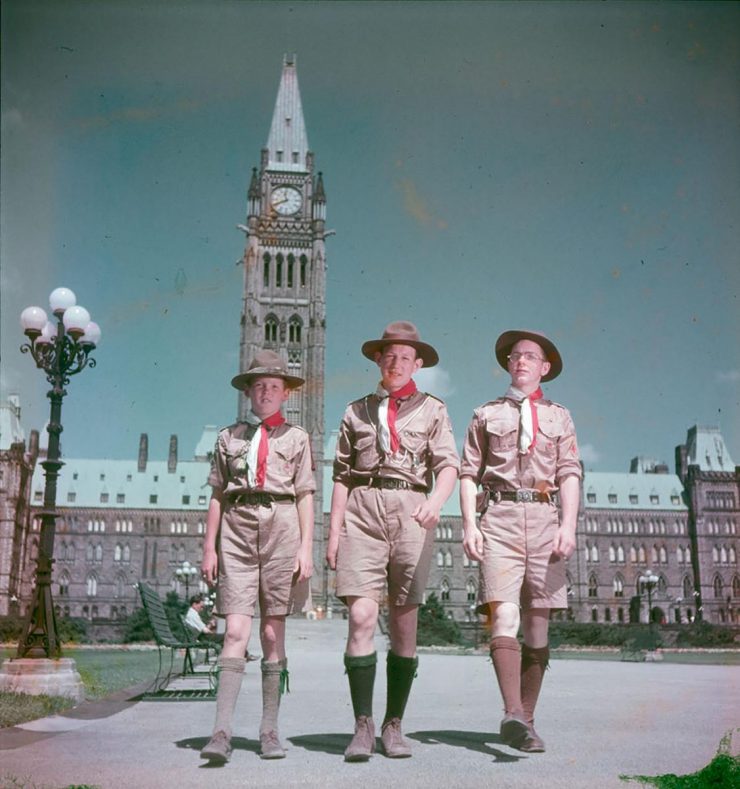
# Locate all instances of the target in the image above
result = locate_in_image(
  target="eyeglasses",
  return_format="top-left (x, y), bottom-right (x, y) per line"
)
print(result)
top-left (507, 352), bottom-right (546, 363)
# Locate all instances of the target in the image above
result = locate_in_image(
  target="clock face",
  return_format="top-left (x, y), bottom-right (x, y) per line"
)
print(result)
top-left (270, 186), bottom-right (302, 216)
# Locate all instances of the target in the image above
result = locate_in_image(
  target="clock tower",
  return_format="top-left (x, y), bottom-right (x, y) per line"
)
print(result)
top-left (237, 55), bottom-right (328, 592)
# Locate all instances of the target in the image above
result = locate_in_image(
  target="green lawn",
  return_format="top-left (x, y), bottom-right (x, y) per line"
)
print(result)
top-left (0, 647), bottom-right (161, 729)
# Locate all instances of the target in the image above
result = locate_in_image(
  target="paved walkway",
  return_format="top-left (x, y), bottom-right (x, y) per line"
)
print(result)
top-left (1, 619), bottom-right (737, 789)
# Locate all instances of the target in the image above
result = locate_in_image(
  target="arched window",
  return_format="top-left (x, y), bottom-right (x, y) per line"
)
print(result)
top-left (263, 253), bottom-right (270, 288)
top-left (276, 253), bottom-right (283, 287)
top-left (651, 545), bottom-right (659, 564)
top-left (440, 578), bottom-right (450, 602)
top-left (638, 545), bottom-right (646, 564)
top-left (58, 571), bottom-right (71, 597)
top-left (264, 315), bottom-right (278, 345)
top-left (712, 546), bottom-right (720, 563)
top-left (682, 575), bottom-right (693, 600)
top-left (659, 545), bottom-right (667, 564)
top-left (676, 545), bottom-right (684, 564)
top-left (617, 544), bottom-right (625, 563)
top-left (720, 546), bottom-right (728, 564)
top-left (178, 544), bottom-right (186, 563)
top-left (604, 607), bottom-right (612, 622)
top-left (287, 254), bottom-right (295, 288)
top-left (657, 574), bottom-right (667, 594)
top-left (466, 578), bottom-right (477, 602)
top-left (463, 553), bottom-right (469, 567)
top-left (86, 543), bottom-right (94, 562)
top-left (733, 576), bottom-right (740, 598)
top-left (123, 544), bottom-right (131, 563)
top-left (86, 574), bottom-right (98, 597)
top-left (116, 573), bottom-right (126, 598)
top-left (67, 543), bottom-right (75, 562)
top-left (588, 574), bottom-right (598, 598)
top-left (288, 315), bottom-right (302, 345)
top-left (444, 551), bottom-right (452, 568)
top-left (630, 544), bottom-right (637, 563)
top-left (609, 544), bottom-right (616, 563)
top-left (437, 550), bottom-right (444, 567)
top-left (713, 575), bottom-right (723, 599)
top-left (613, 574), bottom-right (624, 597)
top-left (94, 544), bottom-right (103, 562)
top-left (590, 545), bottom-right (599, 562)
top-left (730, 547), bottom-right (737, 564)
top-left (114, 544), bottom-right (122, 562)
top-left (300, 255), bottom-right (308, 287)
top-left (445, 524), bottom-right (453, 540)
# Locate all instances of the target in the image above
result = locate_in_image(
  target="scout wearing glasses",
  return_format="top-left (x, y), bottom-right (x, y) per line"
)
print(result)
top-left (460, 330), bottom-right (581, 753)
top-left (200, 350), bottom-right (315, 764)
top-left (327, 321), bottom-right (459, 762)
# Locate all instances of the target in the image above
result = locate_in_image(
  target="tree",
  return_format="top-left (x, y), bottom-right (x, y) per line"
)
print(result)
top-left (417, 593), bottom-right (465, 647)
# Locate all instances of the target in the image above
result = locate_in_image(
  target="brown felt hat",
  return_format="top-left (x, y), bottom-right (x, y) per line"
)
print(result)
top-left (361, 320), bottom-right (439, 368)
top-left (495, 329), bottom-right (562, 382)
top-left (230, 349), bottom-right (304, 390)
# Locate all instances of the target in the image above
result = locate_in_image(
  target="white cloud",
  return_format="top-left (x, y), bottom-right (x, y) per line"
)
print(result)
top-left (416, 365), bottom-right (454, 399)
top-left (716, 369), bottom-right (740, 383)
top-left (579, 443), bottom-right (600, 464)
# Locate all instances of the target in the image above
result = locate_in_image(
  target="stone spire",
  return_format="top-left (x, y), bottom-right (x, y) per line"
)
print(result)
top-left (265, 54), bottom-right (309, 172)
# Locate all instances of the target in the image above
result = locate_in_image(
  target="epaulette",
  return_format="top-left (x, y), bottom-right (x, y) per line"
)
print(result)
top-left (423, 392), bottom-right (446, 404)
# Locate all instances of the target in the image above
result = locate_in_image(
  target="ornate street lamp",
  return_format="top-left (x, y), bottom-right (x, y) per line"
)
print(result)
top-left (16, 287), bottom-right (100, 658)
top-left (639, 571), bottom-right (659, 626)
top-left (176, 560), bottom-right (198, 600)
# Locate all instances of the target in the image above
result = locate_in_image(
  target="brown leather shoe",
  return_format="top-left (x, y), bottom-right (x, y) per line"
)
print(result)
top-left (259, 729), bottom-right (286, 759)
top-left (344, 715), bottom-right (376, 762)
top-left (500, 713), bottom-right (529, 745)
top-left (381, 717), bottom-right (412, 758)
top-left (200, 729), bottom-right (232, 763)
top-left (515, 725), bottom-right (546, 753)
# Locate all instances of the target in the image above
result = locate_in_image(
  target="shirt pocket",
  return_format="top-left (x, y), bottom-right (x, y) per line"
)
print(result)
top-left (351, 434), bottom-right (378, 472)
top-left (400, 429), bottom-right (427, 458)
top-left (224, 438), bottom-right (250, 476)
top-left (485, 418), bottom-right (518, 452)
top-left (537, 414), bottom-right (565, 457)
top-left (274, 442), bottom-right (298, 479)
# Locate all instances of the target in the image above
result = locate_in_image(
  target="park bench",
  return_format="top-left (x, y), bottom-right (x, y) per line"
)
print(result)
top-left (136, 582), bottom-right (217, 700)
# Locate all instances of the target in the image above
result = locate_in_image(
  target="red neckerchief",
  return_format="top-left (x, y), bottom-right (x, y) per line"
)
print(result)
top-left (256, 411), bottom-right (286, 488)
top-left (387, 379), bottom-right (417, 453)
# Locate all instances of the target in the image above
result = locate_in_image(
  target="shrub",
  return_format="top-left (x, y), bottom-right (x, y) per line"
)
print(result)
top-left (122, 589), bottom-right (188, 642)
top-left (674, 621), bottom-right (738, 648)
top-left (417, 593), bottom-right (466, 647)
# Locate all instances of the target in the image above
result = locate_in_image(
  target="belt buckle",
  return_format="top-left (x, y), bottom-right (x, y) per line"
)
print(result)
top-left (518, 490), bottom-right (533, 503)
top-left (492, 490), bottom-right (502, 504)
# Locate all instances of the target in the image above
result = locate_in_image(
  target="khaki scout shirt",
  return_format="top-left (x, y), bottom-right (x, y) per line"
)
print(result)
top-left (460, 397), bottom-right (581, 491)
top-left (208, 421), bottom-right (316, 498)
top-left (333, 390), bottom-right (460, 490)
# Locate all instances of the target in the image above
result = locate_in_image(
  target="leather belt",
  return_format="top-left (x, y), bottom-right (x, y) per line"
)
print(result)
top-left (354, 477), bottom-right (428, 494)
top-left (486, 488), bottom-right (554, 504)
top-left (228, 492), bottom-right (295, 508)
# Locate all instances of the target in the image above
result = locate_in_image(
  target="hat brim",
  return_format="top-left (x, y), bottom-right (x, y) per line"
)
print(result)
top-left (361, 339), bottom-right (439, 368)
top-left (495, 330), bottom-right (562, 382)
top-left (230, 369), bottom-right (304, 390)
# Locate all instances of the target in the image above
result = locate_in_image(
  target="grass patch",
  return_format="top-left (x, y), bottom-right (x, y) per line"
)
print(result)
top-left (0, 692), bottom-right (75, 729)
top-left (621, 729), bottom-right (739, 787)
top-left (0, 648), bottom-right (161, 729)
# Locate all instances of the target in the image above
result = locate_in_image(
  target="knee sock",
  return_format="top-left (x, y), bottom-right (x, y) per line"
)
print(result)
top-left (490, 635), bottom-right (523, 716)
top-left (383, 651), bottom-right (418, 724)
top-left (260, 659), bottom-right (287, 736)
top-left (344, 652), bottom-right (377, 719)
top-left (213, 656), bottom-right (246, 736)
top-left (521, 644), bottom-right (549, 725)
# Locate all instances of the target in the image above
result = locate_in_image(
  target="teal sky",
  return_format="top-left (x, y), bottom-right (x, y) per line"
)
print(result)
top-left (2, 0), bottom-right (738, 472)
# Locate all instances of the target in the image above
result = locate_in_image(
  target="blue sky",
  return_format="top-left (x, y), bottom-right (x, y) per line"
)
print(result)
top-left (2, 0), bottom-right (738, 472)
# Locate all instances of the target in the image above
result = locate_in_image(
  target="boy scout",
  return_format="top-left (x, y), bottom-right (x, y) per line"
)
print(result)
top-left (327, 321), bottom-right (459, 761)
top-left (200, 350), bottom-right (315, 763)
top-left (460, 330), bottom-right (581, 753)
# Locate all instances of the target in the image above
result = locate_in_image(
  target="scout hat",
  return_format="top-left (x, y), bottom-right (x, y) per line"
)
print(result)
top-left (361, 320), bottom-right (439, 368)
top-left (495, 329), bottom-right (562, 382)
top-left (230, 349), bottom-right (304, 390)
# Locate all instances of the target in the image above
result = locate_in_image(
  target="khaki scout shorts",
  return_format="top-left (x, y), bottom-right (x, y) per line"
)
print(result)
top-left (477, 501), bottom-right (566, 613)
top-left (216, 501), bottom-right (310, 617)
top-left (336, 486), bottom-right (434, 606)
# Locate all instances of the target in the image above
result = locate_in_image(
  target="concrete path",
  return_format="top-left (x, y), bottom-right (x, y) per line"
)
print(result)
top-left (1, 619), bottom-right (737, 789)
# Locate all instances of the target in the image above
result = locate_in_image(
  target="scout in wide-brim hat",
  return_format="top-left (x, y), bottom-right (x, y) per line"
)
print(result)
top-left (361, 320), bottom-right (439, 368)
top-left (230, 349), bottom-right (305, 390)
top-left (495, 329), bottom-right (563, 382)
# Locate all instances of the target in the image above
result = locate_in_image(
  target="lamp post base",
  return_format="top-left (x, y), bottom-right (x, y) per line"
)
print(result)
top-left (0, 658), bottom-right (85, 702)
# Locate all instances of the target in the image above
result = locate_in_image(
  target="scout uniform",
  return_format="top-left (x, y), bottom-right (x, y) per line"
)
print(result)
top-left (200, 350), bottom-right (315, 764)
top-left (332, 321), bottom-right (459, 761)
top-left (460, 329), bottom-right (581, 753)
